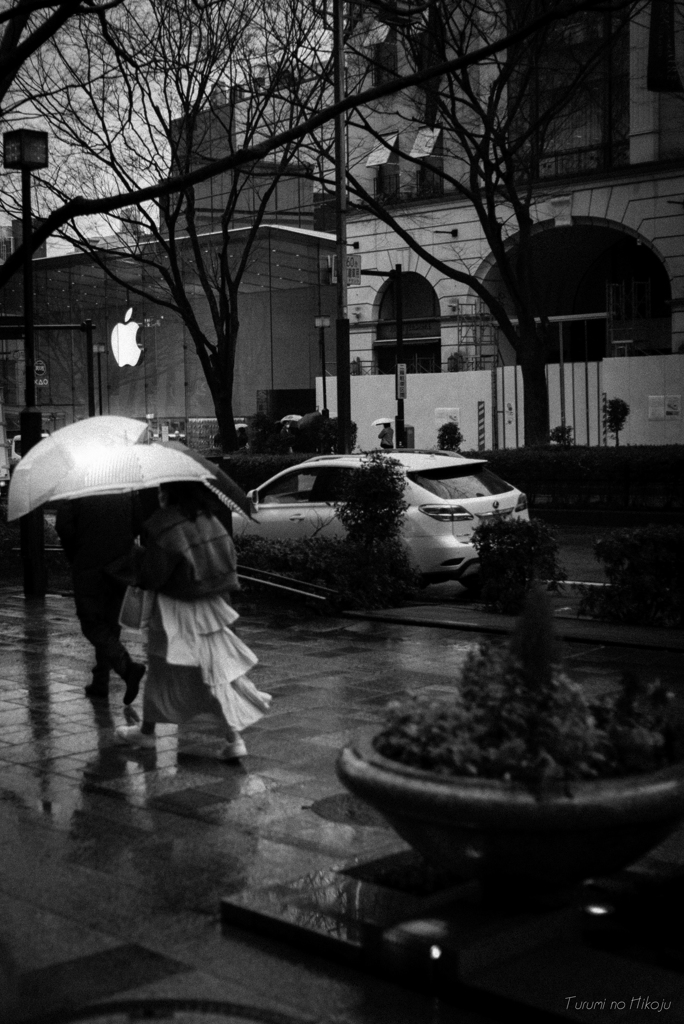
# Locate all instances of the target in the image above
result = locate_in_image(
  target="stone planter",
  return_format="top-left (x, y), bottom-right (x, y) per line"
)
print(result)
top-left (337, 738), bottom-right (684, 901)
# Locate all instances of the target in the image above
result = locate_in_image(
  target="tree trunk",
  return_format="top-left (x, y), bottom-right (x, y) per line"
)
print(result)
top-left (516, 323), bottom-right (550, 445)
top-left (209, 314), bottom-right (239, 452)
top-left (213, 391), bottom-right (238, 452)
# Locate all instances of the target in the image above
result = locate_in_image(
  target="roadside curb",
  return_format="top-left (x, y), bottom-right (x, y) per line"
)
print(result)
top-left (343, 606), bottom-right (684, 652)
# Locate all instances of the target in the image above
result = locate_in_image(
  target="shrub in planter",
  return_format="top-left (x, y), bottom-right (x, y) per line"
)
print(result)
top-left (472, 517), bottom-right (566, 614)
top-left (373, 587), bottom-right (681, 786)
top-left (578, 525), bottom-right (684, 628)
top-left (337, 587), bottom-right (684, 901)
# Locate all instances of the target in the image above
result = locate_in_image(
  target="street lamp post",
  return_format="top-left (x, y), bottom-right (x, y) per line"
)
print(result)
top-left (333, 0), bottom-right (351, 453)
top-left (314, 315), bottom-right (331, 415)
top-left (3, 129), bottom-right (49, 599)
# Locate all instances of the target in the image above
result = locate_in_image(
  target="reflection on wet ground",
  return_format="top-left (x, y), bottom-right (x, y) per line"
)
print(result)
top-left (0, 588), bottom-right (683, 1023)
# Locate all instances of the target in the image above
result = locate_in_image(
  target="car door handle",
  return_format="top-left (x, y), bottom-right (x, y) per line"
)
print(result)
top-left (289, 514), bottom-right (305, 521)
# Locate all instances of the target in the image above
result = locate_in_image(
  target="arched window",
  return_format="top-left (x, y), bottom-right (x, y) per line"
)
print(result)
top-left (375, 272), bottom-right (441, 374)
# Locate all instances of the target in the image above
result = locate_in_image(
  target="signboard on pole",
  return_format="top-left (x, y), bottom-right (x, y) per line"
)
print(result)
top-left (396, 363), bottom-right (407, 400)
top-left (330, 254), bottom-right (362, 287)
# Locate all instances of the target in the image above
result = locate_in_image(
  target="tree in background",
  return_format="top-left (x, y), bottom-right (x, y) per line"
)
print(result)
top-left (605, 397), bottom-right (630, 446)
top-left (0, 0), bottom-right (593, 290)
top-left (8, 0), bottom-right (331, 449)
top-left (333, 0), bottom-right (640, 445)
top-left (1, 0), bottom-right (634, 447)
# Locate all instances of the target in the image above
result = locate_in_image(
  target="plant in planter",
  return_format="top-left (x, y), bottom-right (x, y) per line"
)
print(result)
top-left (337, 587), bottom-right (684, 905)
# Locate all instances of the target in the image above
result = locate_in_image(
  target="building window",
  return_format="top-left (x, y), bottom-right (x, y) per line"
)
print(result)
top-left (375, 272), bottom-right (441, 372)
top-left (531, 11), bottom-right (629, 179)
top-left (375, 161), bottom-right (400, 199)
top-left (410, 127), bottom-right (444, 198)
top-left (372, 25), bottom-right (398, 85)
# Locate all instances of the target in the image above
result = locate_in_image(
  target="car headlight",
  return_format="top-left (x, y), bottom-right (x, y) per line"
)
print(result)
top-left (419, 504), bottom-right (475, 522)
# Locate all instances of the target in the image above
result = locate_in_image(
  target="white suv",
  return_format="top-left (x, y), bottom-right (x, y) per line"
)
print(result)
top-left (236, 450), bottom-right (529, 586)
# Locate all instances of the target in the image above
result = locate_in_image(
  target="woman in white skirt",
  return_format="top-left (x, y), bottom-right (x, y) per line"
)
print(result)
top-left (115, 481), bottom-right (270, 759)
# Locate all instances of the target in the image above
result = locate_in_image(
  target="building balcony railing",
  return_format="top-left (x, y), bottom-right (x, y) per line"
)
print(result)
top-left (350, 354), bottom-right (499, 375)
top-left (373, 180), bottom-right (446, 207)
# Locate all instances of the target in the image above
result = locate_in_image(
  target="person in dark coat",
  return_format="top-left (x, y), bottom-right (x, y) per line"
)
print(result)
top-left (56, 493), bottom-right (148, 702)
top-left (378, 423), bottom-right (394, 449)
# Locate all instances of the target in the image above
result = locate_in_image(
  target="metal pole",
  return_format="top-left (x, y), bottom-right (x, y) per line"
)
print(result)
top-left (559, 320), bottom-right (566, 430)
top-left (97, 350), bottom-right (103, 415)
top-left (393, 264), bottom-right (405, 447)
top-left (19, 165), bottom-right (46, 599)
top-left (319, 327), bottom-right (328, 413)
top-left (82, 319), bottom-right (95, 417)
top-left (333, 0), bottom-right (351, 452)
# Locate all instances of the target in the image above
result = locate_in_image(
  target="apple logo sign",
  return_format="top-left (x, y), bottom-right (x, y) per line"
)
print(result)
top-left (111, 307), bottom-right (143, 367)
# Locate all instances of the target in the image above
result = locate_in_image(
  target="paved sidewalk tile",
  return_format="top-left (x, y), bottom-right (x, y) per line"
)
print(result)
top-left (0, 586), bottom-right (682, 1024)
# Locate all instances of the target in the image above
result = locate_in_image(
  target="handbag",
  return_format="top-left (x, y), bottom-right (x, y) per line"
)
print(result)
top-left (119, 586), bottom-right (154, 630)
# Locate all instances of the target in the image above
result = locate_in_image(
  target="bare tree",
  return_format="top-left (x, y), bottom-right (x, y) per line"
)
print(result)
top-left (333, 0), bottom-right (643, 445)
top-left (1, 0), bottom-right (629, 448)
top-left (0, 0), bottom-right (125, 113)
top-left (0, 0), bottom-right (625, 288)
top-left (9, 0), bottom-right (335, 447)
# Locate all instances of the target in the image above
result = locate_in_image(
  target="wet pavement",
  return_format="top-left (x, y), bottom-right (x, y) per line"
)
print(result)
top-left (1, 585), bottom-right (683, 1024)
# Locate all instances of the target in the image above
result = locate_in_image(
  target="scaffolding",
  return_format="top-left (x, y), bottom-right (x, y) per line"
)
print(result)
top-left (447, 299), bottom-right (499, 370)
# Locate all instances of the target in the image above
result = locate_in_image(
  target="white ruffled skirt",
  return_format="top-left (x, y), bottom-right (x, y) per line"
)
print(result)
top-left (143, 594), bottom-right (271, 732)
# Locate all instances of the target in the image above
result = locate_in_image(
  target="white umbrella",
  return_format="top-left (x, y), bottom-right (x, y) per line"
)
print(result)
top-left (8, 416), bottom-right (150, 521)
top-left (280, 414), bottom-right (302, 423)
top-left (372, 417), bottom-right (393, 426)
top-left (8, 443), bottom-right (215, 520)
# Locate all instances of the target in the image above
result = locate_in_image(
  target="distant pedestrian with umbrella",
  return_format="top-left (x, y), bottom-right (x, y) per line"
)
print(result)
top-left (375, 418), bottom-right (394, 449)
top-left (115, 480), bottom-right (270, 760)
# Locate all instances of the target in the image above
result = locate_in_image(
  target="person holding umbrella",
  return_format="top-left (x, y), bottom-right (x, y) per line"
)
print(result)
top-left (56, 493), bottom-right (151, 702)
top-left (376, 419), bottom-right (394, 449)
top-left (115, 480), bottom-right (270, 760)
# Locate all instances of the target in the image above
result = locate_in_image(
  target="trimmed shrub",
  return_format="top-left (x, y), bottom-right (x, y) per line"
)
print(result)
top-left (336, 451), bottom-right (408, 545)
top-left (235, 535), bottom-right (420, 610)
top-left (462, 445), bottom-right (684, 512)
top-left (549, 425), bottom-right (573, 447)
top-left (578, 526), bottom-right (684, 628)
top-left (437, 421), bottom-right (464, 452)
top-left (472, 517), bottom-right (566, 614)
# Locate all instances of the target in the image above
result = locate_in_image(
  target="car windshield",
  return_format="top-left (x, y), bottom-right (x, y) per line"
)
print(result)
top-left (407, 465), bottom-right (513, 500)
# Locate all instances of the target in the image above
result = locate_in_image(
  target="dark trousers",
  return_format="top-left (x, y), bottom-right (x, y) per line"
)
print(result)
top-left (73, 572), bottom-right (134, 684)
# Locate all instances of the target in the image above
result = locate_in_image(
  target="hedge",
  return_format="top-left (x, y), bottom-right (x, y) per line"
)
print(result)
top-left (213, 445), bottom-right (684, 512)
top-left (469, 445), bottom-right (684, 511)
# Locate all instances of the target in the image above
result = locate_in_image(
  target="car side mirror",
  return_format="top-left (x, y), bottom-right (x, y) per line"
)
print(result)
top-left (247, 488), bottom-right (258, 508)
